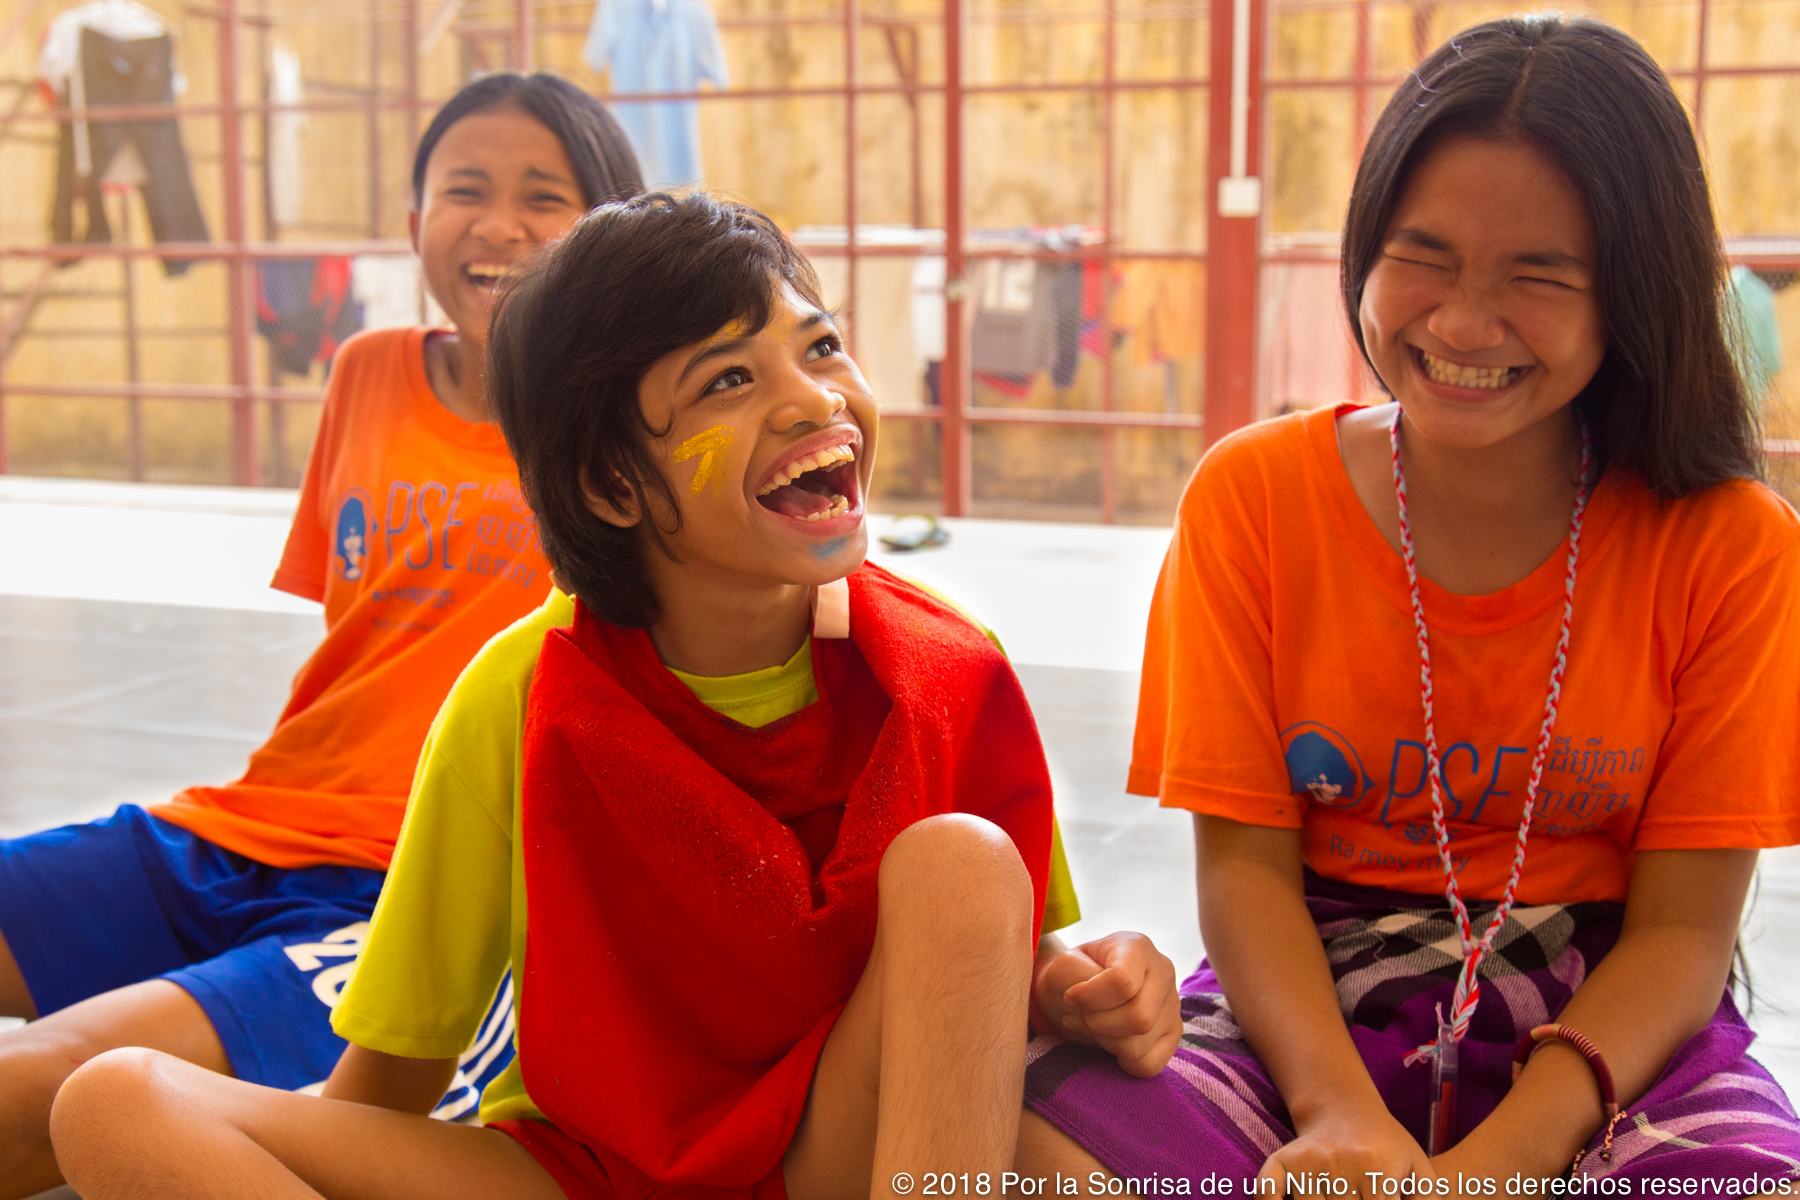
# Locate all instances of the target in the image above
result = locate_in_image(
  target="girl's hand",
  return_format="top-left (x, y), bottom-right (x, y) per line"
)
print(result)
top-left (1032, 932), bottom-right (1182, 1077)
top-left (1259, 1106), bottom-right (1433, 1198)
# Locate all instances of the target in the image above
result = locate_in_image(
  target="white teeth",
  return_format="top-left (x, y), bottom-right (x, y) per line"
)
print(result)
top-left (800, 495), bottom-right (850, 521)
top-left (755, 444), bottom-right (857, 496)
top-left (1419, 350), bottom-right (1522, 390)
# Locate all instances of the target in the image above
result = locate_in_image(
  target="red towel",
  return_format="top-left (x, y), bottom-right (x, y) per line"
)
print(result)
top-left (504, 563), bottom-right (1054, 1200)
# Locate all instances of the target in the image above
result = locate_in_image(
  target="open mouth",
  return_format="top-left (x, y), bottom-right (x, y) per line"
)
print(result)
top-left (463, 263), bottom-right (509, 292)
top-left (756, 442), bottom-right (860, 522)
top-left (1415, 347), bottom-right (1529, 391)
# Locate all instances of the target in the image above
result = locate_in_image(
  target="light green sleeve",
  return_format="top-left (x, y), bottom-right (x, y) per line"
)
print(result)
top-left (1042, 817), bottom-right (1081, 934)
top-left (331, 664), bottom-right (520, 1059)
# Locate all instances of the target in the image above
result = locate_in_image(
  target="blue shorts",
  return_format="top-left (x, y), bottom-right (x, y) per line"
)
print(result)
top-left (0, 805), bottom-right (513, 1116)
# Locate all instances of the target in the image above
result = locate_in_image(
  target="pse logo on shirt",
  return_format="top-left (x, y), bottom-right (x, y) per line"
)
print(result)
top-left (333, 491), bottom-right (372, 581)
top-left (378, 479), bottom-right (544, 587)
top-left (326, 480), bottom-right (546, 597)
top-left (1281, 722), bottom-right (1376, 808)
top-left (1283, 719), bottom-right (1649, 840)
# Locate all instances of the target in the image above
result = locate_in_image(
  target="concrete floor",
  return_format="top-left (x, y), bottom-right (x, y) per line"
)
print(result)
top-left (3, 479), bottom-right (1797, 1200)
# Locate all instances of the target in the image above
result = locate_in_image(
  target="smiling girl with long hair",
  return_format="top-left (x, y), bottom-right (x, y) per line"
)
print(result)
top-left (1018, 15), bottom-right (1800, 1190)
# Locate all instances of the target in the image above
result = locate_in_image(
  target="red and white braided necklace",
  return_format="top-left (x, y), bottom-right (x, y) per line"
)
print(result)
top-left (1388, 405), bottom-right (1593, 1154)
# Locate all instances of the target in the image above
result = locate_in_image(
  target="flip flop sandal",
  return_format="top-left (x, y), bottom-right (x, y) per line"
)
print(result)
top-left (879, 513), bottom-right (950, 552)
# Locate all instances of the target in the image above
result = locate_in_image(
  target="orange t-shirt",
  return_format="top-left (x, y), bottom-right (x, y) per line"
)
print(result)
top-left (1132, 404), bottom-right (1800, 904)
top-left (152, 327), bottom-right (552, 870)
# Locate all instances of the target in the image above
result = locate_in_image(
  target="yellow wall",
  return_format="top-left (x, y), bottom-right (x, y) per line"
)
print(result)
top-left (1, 0), bottom-right (1795, 517)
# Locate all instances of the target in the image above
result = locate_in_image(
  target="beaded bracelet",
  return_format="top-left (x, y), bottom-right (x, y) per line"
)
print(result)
top-left (1512, 1024), bottom-right (1626, 1169)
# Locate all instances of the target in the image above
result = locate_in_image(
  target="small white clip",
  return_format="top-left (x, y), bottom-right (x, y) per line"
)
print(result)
top-left (812, 577), bottom-right (850, 639)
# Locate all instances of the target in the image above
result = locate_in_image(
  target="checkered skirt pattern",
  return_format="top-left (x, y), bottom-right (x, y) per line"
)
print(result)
top-left (1024, 873), bottom-right (1800, 1188)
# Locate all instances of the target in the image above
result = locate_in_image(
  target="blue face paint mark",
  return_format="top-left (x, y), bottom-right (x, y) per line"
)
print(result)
top-left (812, 535), bottom-right (851, 559)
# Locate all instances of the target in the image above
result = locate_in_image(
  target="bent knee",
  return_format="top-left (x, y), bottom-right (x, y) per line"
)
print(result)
top-left (882, 814), bottom-right (1029, 888)
top-left (50, 1046), bottom-right (179, 1150)
top-left (879, 814), bottom-right (1034, 936)
top-left (0, 1021), bottom-right (129, 1130)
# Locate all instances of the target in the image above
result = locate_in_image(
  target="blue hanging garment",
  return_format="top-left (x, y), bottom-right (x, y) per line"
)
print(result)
top-left (583, 0), bottom-right (729, 189)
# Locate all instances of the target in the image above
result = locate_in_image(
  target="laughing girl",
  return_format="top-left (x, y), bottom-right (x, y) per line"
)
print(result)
top-left (1020, 15), bottom-right (1800, 1192)
top-left (47, 193), bottom-right (1183, 1200)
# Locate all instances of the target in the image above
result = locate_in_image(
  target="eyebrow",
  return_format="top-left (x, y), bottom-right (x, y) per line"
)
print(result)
top-left (1511, 248), bottom-right (1589, 271)
top-left (1388, 227), bottom-right (1588, 271)
top-left (676, 309), bottom-right (833, 388)
top-left (442, 166), bottom-right (574, 188)
top-left (1389, 227), bottom-right (1453, 253)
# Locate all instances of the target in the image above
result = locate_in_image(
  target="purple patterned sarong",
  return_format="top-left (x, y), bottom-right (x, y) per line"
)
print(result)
top-left (1025, 872), bottom-right (1800, 1188)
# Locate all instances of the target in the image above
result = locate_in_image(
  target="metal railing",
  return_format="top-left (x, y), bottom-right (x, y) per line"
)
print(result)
top-left (0, 0), bottom-right (1794, 513)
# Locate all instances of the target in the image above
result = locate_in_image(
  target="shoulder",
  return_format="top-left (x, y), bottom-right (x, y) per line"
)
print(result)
top-left (1613, 474), bottom-right (1800, 584)
top-left (864, 565), bottom-right (1005, 652)
top-left (1181, 407), bottom-right (1323, 514)
top-left (1173, 406), bottom-right (1334, 558)
top-left (1673, 476), bottom-right (1797, 544)
top-left (853, 563), bottom-right (1005, 661)
top-left (313, 326), bottom-right (426, 430)
top-left (853, 561), bottom-right (972, 619)
top-left (414, 590), bottom-right (575, 824)
top-left (1198, 406), bottom-right (1318, 473)
top-left (433, 590), bottom-right (578, 742)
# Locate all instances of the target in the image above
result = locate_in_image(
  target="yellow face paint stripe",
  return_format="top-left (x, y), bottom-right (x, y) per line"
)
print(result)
top-left (672, 425), bottom-right (735, 494)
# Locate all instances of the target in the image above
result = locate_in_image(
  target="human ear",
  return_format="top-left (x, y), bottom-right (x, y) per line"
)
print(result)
top-left (408, 208), bottom-right (421, 256)
top-left (580, 470), bottom-right (642, 529)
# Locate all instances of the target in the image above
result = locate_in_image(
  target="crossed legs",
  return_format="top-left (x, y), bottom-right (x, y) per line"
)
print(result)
top-left (49, 815), bottom-right (1060, 1198)
top-left (0, 938), bottom-right (232, 1199)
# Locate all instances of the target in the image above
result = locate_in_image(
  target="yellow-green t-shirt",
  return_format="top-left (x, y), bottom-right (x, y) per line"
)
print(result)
top-left (333, 589), bottom-right (1081, 1125)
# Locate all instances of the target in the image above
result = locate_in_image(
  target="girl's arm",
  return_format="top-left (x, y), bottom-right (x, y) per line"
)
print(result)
top-left (320, 1044), bottom-right (460, 1115)
top-left (1195, 814), bottom-right (1432, 1189)
top-left (1442, 847), bottom-right (1757, 1180)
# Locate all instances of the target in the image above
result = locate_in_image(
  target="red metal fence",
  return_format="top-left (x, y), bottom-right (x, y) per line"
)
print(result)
top-left (0, 0), bottom-right (1795, 517)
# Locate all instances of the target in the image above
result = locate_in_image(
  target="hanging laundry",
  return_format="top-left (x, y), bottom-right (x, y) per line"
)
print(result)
top-left (1257, 259), bottom-right (1361, 415)
top-left (1111, 260), bottom-right (1204, 365)
top-left (1726, 265), bottom-right (1784, 407)
top-left (801, 226), bottom-right (942, 411)
top-left (912, 254), bottom-right (946, 372)
top-left (583, 0), bottom-right (729, 189)
top-left (971, 259), bottom-right (1041, 398)
top-left (35, 0), bottom-right (171, 98)
top-left (41, 6), bottom-right (209, 275)
top-left (817, 255), bottom-right (923, 410)
top-left (267, 45), bottom-right (305, 229)
top-left (1077, 261), bottom-right (1111, 360)
top-left (1050, 261), bottom-right (1085, 388)
top-left (970, 256), bottom-right (1086, 396)
top-left (256, 258), bottom-right (363, 377)
top-left (350, 255), bottom-right (446, 331)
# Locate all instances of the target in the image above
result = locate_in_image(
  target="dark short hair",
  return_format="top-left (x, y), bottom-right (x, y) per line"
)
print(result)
top-left (411, 72), bottom-right (643, 210)
top-left (487, 192), bottom-right (825, 627)
top-left (1341, 15), bottom-right (1759, 498)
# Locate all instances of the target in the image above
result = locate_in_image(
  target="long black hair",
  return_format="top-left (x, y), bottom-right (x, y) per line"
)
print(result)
top-left (486, 193), bottom-right (825, 628)
top-left (1341, 15), bottom-right (1760, 498)
top-left (411, 72), bottom-right (643, 210)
